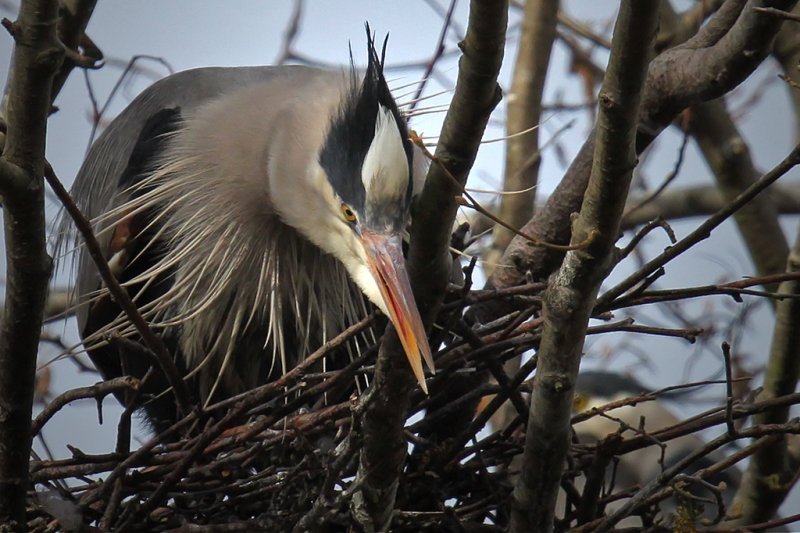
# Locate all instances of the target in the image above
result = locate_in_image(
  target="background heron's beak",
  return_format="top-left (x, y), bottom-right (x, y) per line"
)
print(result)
top-left (360, 232), bottom-right (435, 393)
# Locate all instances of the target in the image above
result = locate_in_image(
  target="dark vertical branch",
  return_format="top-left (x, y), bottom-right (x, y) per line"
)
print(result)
top-left (773, 4), bottom-right (800, 140)
top-left (0, 0), bottom-right (63, 530)
top-left (486, 0), bottom-right (559, 269)
top-left (50, 0), bottom-right (98, 99)
top-left (353, 0), bottom-right (507, 530)
top-left (487, 0), bottom-right (559, 441)
top-left (510, 2), bottom-right (660, 531)
top-left (729, 227), bottom-right (800, 523)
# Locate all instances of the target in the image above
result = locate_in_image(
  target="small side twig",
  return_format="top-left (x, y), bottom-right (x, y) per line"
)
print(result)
top-left (409, 0), bottom-right (457, 111)
top-left (617, 217), bottom-right (676, 262)
top-left (43, 160), bottom-right (193, 419)
top-left (753, 5), bottom-right (800, 22)
top-left (411, 132), bottom-right (598, 252)
top-left (671, 473), bottom-right (726, 526)
top-left (623, 129), bottom-right (690, 220)
top-left (721, 342), bottom-right (737, 437)
top-left (30, 376), bottom-right (138, 436)
top-left (597, 144), bottom-right (800, 310)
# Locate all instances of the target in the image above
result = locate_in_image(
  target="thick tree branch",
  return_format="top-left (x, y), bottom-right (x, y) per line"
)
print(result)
top-left (621, 183), bottom-right (800, 227)
top-left (682, 0), bottom-right (748, 48)
top-left (689, 98), bottom-right (789, 292)
top-left (0, 0), bottom-right (62, 530)
top-left (510, 2), bottom-right (659, 531)
top-left (654, 0), bottom-right (791, 294)
top-left (655, 0), bottom-right (726, 50)
top-left (50, 0), bottom-right (98, 99)
top-left (773, 4), bottom-right (800, 140)
top-left (729, 226), bottom-right (800, 524)
top-left (352, 1), bottom-right (507, 530)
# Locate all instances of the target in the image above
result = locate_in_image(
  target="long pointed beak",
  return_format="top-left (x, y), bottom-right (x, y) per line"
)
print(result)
top-left (360, 232), bottom-right (435, 393)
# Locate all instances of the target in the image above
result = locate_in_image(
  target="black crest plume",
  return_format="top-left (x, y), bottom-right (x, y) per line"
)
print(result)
top-left (319, 24), bottom-right (414, 212)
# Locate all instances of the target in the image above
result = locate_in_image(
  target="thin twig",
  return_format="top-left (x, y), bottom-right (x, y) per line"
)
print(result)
top-left (409, 0), bottom-right (457, 111)
top-left (30, 376), bottom-right (138, 437)
top-left (721, 341), bottom-right (737, 437)
top-left (597, 144), bottom-right (800, 309)
top-left (412, 132), bottom-right (599, 251)
top-left (753, 5), bottom-right (800, 22)
top-left (43, 161), bottom-right (193, 418)
top-left (622, 129), bottom-right (690, 220)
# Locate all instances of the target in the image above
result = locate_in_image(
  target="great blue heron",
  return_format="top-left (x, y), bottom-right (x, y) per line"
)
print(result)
top-left (570, 371), bottom-right (741, 525)
top-left (67, 31), bottom-right (434, 431)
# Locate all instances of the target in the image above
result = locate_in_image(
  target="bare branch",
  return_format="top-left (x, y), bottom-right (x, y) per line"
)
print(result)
top-left (50, 0), bottom-right (99, 99)
top-left (621, 182), bottom-right (800, 227)
top-left (30, 376), bottom-right (138, 437)
top-left (597, 144), bottom-right (800, 310)
top-left (510, 2), bottom-right (659, 531)
top-left (729, 222), bottom-right (800, 523)
top-left (408, 0), bottom-right (457, 110)
top-left (0, 0), bottom-right (62, 529)
top-left (486, 0), bottom-right (559, 269)
top-left (596, 420), bottom-right (800, 531)
top-left (605, 270), bottom-right (800, 309)
top-left (689, 98), bottom-right (789, 292)
top-left (773, 3), bottom-right (800, 140)
top-left (274, 0), bottom-right (302, 65)
top-left (43, 162), bottom-right (193, 421)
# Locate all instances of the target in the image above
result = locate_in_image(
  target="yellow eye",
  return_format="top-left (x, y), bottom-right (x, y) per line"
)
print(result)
top-left (573, 393), bottom-right (589, 412)
top-left (341, 204), bottom-right (357, 223)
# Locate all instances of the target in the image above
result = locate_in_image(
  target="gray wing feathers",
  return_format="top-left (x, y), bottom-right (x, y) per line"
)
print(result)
top-left (66, 65), bottom-right (327, 330)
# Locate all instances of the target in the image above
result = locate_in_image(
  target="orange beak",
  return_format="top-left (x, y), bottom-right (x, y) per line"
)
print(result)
top-left (360, 232), bottom-right (435, 393)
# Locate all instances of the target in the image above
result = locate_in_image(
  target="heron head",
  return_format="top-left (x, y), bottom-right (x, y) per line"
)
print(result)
top-left (309, 30), bottom-right (434, 392)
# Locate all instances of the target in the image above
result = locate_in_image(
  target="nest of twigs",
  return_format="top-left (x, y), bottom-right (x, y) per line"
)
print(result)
top-left (26, 273), bottom-right (765, 532)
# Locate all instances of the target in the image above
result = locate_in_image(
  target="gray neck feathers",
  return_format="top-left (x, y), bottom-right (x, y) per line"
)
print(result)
top-left (97, 127), bottom-right (371, 404)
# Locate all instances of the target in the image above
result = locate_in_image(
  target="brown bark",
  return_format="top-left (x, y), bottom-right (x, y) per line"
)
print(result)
top-left (689, 99), bottom-right (790, 292)
top-left (621, 183), bottom-right (800, 227)
top-left (773, 3), bottom-right (800, 140)
top-left (485, 0), bottom-right (559, 271)
top-left (51, 0), bottom-right (99, 99)
top-left (0, 0), bottom-right (62, 530)
top-left (729, 225), bottom-right (800, 523)
top-left (510, 1), bottom-right (659, 530)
